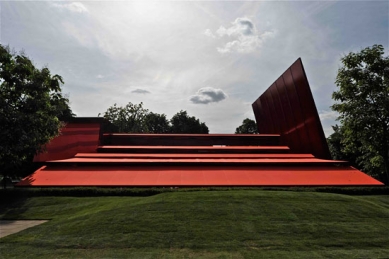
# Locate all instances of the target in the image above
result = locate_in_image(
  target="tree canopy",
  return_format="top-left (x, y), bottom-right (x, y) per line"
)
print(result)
top-left (170, 110), bottom-right (209, 134)
top-left (0, 45), bottom-right (74, 180)
top-left (102, 102), bottom-right (149, 133)
top-left (330, 44), bottom-right (389, 184)
top-left (101, 103), bottom-right (209, 134)
top-left (235, 118), bottom-right (258, 134)
top-left (144, 112), bottom-right (170, 133)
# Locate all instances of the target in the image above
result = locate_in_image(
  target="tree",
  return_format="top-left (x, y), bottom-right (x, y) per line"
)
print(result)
top-left (102, 102), bottom-right (149, 133)
top-left (0, 45), bottom-right (74, 185)
top-left (235, 118), bottom-right (258, 134)
top-left (170, 110), bottom-right (209, 134)
top-left (144, 112), bottom-right (170, 133)
top-left (327, 125), bottom-right (361, 166)
top-left (101, 103), bottom-right (210, 134)
top-left (331, 44), bottom-right (389, 185)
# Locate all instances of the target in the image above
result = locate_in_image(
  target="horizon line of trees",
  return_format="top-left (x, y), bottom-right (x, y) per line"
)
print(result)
top-left (100, 102), bottom-right (209, 134)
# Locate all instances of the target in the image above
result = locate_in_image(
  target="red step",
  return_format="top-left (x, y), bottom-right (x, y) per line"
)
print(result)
top-left (75, 153), bottom-right (315, 159)
top-left (16, 165), bottom-right (384, 187)
top-left (47, 157), bottom-right (348, 166)
top-left (102, 133), bottom-right (280, 146)
top-left (97, 145), bottom-right (290, 154)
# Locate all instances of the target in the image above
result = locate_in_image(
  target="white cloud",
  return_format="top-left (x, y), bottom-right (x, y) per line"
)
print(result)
top-left (216, 17), bottom-right (255, 37)
top-left (190, 87), bottom-right (228, 104)
top-left (206, 17), bottom-right (275, 54)
top-left (319, 110), bottom-right (338, 121)
top-left (52, 2), bottom-right (88, 13)
top-left (204, 29), bottom-right (216, 38)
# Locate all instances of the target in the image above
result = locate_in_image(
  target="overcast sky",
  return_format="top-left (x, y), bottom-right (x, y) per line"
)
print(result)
top-left (1, 1), bottom-right (388, 135)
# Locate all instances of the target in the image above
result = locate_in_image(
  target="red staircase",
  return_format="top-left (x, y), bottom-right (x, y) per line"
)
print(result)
top-left (15, 58), bottom-right (385, 187)
top-left (16, 132), bottom-right (383, 187)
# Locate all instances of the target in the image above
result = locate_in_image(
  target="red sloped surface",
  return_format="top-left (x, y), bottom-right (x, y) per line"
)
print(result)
top-left (252, 58), bottom-right (331, 159)
top-left (34, 122), bottom-right (101, 162)
top-left (16, 165), bottom-right (384, 187)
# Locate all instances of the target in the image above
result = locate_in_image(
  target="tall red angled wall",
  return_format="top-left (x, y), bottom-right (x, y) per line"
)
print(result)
top-left (252, 58), bottom-right (331, 159)
top-left (33, 118), bottom-right (105, 162)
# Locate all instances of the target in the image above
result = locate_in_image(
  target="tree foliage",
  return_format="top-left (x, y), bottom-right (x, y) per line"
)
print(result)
top-left (102, 102), bottom-right (149, 133)
top-left (235, 118), bottom-right (258, 134)
top-left (331, 44), bottom-right (389, 184)
top-left (327, 125), bottom-right (361, 166)
top-left (144, 112), bottom-right (170, 133)
top-left (102, 104), bottom-right (209, 134)
top-left (0, 45), bottom-right (74, 180)
top-left (170, 110), bottom-right (209, 134)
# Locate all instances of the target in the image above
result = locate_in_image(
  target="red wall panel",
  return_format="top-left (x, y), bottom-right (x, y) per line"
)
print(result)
top-left (252, 58), bottom-right (331, 159)
top-left (33, 118), bottom-right (105, 162)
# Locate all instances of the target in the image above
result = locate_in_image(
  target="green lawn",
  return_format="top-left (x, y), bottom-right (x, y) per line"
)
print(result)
top-left (1, 190), bottom-right (388, 258)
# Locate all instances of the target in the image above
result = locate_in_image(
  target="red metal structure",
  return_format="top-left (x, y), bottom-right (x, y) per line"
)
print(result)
top-left (252, 58), bottom-right (331, 159)
top-left (33, 118), bottom-right (105, 162)
top-left (16, 59), bottom-right (384, 187)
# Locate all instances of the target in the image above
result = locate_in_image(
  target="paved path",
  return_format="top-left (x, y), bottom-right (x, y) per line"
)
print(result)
top-left (0, 220), bottom-right (48, 238)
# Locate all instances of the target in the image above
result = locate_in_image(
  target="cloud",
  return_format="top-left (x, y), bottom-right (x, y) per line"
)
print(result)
top-left (319, 110), bottom-right (338, 121)
top-left (204, 29), bottom-right (216, 38)
top-left (190, 87), bottom-right (227, 104)
top-left (216, 17), bottom-right (255, 37)
top-left (52, 2), bottom-right (89, 13)
top-left (131, 89), bottom-right (151, 94)
top-left (205, 17), bottom-right (275, 54)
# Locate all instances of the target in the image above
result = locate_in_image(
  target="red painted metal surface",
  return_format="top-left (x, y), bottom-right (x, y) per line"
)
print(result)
top-left (33, 118), bottom-right (105, 162)
top-left (102, 133), bottom-right (280, 146)
top-left (19, 117), bottom-right (384, 187)
top-left (97, 145), bottom-right (290, 154)
top-left (16, 165), bottom-right (383, 187)
top-left (74, 153), bottom-right (316, 159)
top-left (19, 96), bottom-right (382, 187)
top-left (252, 58), bottom-right (331, 159)
top-left (47, 157), bottom-right (347, 165)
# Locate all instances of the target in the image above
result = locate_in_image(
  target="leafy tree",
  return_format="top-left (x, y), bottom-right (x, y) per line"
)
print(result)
top-left (101, 103), bottom-right (210, 134)
top-left (0, 45), bottom-right (74, 185)
top-left (331, 44), bottom-right (389, 185)
top-left (52, 93), bottom-right (75, 121)
top-left (235, 118), bottom-right (258, 134)
top-left (102, 102), bottom-right (149, 133)
top-left (327, 125), bottom-right (361, 165)
top-left (144, 112), bottom-right (170, 133)
top-left (170, 110), bottom-right (209, 134)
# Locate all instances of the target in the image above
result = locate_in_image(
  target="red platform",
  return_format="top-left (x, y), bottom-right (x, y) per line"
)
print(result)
top-left (17, 132), bottom-right (383, 187)
top-left (17, 165), bottom-right (382, 187)
top-left (16, 59), bottom-right (385, 187)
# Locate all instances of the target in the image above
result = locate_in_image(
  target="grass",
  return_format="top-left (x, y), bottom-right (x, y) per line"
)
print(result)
top-left (1, 190), bottom-right (388, 258)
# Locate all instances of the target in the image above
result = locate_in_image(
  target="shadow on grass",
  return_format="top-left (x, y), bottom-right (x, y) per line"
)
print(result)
top-left (0, 189), bottom-right (31, 219)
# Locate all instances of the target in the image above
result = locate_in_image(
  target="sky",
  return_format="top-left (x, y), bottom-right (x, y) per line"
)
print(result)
top-left (1, 0), bottom-right (388, 136)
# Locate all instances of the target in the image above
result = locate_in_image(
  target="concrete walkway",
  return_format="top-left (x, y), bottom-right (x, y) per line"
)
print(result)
top-left (0, 220), bottom-right (48, 238)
